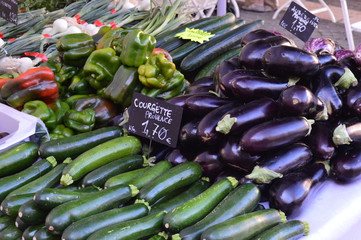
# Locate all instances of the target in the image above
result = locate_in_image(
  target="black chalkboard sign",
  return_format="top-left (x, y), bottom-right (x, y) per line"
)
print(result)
top-left (279, 1), bottom-right (320, 42)
top-left (126, 93), bottom-right (183, 148)
top-left (0, 0), bottom-right (18, 25)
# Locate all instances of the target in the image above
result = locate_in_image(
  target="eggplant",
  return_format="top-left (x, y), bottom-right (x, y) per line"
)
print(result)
top-left (331, 146), bottom-right (361, 182)
top-left (179, 119), bottom-right (201, 149)
top-left (351, 98), bottom-right (361, 117)
top-left (345, 82), bottom-right (361, 110)
top-left (193, 150), bottom-right (224, 179)
top-left (189, 76), bottom-right (214, 87)
top-left (268, 162), bottom-right (329, 215)
top-left (185, 94), bottom-right (232, 117)
top-left (317, 52), bottom-right (337, 66)
top-left (262, 45), bottom-right (320, 78)
top-left (165, 148), bottom-right (189, 166)
top-left (219, 136), bottom-right (261, 173)
top-left (354, 43), bottom-right (361, 66)
top-left (245, 143), bottom-right (313, 184)
top-left (186, 85), bottom-right (214, 95)
top-left (231, 75), bottom-right (289, 102)
top-left (306, 121), bottom-right (335, 160)
top-left (215, 167), bottom-right (247, 182)
top-left (332, 119), bottom-right (361, 146)
top-left (319, 64), bottom-right (357, 92)
top-left (216, 97), bottom-right (279, 135)
top-left (278, 85), bottom-right (326, 120)
top-left (167, 94), bottom-right (194, 108)
top-left (239, 36), bottom-right (293, 70)
top-left (240, 116), bottom-right (314, 154)
top-left (303, 37), bottom-right (336, 55)
top-left (240, 29), bottom-right (277, 46)
top-left (338, 55), bottom-right (361, 80)
top-left (334, 49), bottom-right (354, 62)
top-left (214, 58), bottom-right (242, 95)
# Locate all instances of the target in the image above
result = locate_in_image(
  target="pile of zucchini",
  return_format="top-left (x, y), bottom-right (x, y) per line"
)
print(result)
top-left (0, 126), bottom-right (309, 240)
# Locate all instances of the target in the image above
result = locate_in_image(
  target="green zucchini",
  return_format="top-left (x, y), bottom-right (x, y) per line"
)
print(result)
top-left (87, 211), bottom-right (166, 240)
top-left (0, 141), bottom-right (38, 177)
top-left (0, 216), bottom-right (12, 232)
top-left (137, 162), bottom-right (202, 205)
top-left (174, 183), bottom-right (261, 240)
top-left (104, 167), bottom-right (148, 188)
top-left (180, 20), bottom-right (263, 72)
top-left (131, 161), bottom-right (173, 189)
top-left (60, 135), bottom-right (142, 186)
top-left (15, 215), bottom-right (28, 230)
top-left (0, 193), bottom-right (34, 218)
top-left (33, 227), bottom-right (60, 240)
top-left (38, 126), bottom-right (123, 162)
top-left (22, 225), bottom-right (43, 240)
top-left (33, 186), bottom-right (100, 210)
top-left (61, 202), bottom-right (150, 240)
top-left (18, 199), bottom-right (48, 226)
top-left (0, 157), bottom-right (56, 201)
top-left (0, 224), bottom-right (23, 240)
top-left (159, 13), bottom-right (236, 52)
top-left (148, 232), bottom-right (168, 240)
top-left (80, 154), bottom-right (144, 188)
top-left (163, 177), bottom-right (238, 232)
top-left (253, 220), bottom-right (309, 240)
top-left (45, 184), bottom-right (138, 234)
top-left (200, 209), bottom-right (287, 240)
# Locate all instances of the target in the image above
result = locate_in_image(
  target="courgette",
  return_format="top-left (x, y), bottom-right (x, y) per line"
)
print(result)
top-left (18, 199), bottom-right (48, 226)
top-left (174, 183), bottom-right (261, 240)
top-left (87, 211), bottom-right (166, 240)
top-left (22, 225), bottom-right (43, 240)
top-left (180, 20), bottom-right (263, 72)
top-left (60, 135), bottom-right (142, 186)
top-left (0, 224), bottom-right (23, 240)
top-left (132, 161), bottom-right (173, 189)
top-left (15, 215), bottom-right (28, 230)
top-left (0, 216), bottom-right (12, 232)
top-left (0, 141), bottom-right (38, 177)
top-left (254, 220), bottom-right (309, 240)
top-left (33, 226), bottom-right (60, 240)
top-left (104, 167), bottom-right (148, 188)
top-left (163, 177), bottom-right (238, 232)
top-left (38, 126), bottom-right (123, 161)
top-left (137, 162), bottom-right (202, 205)
top-left (81, 154), bottom-right (144, 187)
top-left (200, 209), bottom-right (287, 240)
top-left (45, 184), bottom-right (138, 234)
top-left (1, 193), bottom-right (35, 218)
top-left (61, 202), bottom-right (150, 240)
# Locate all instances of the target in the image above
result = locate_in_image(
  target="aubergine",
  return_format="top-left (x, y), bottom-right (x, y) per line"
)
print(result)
top-left (240, 29), bottom-right (277, 46)
top-left (186, 85), bottom-right (214, 95)
top-left (319, 64), bottom-right (357, 92)
top-left (239, 35), bottom-right (294, 70)
top-left (317, 52), bottom-right (337, 66)
top-left (332, 119), bottom-right (361, 146)
top-left (216, 97), bottom-right (279, 135)
top-left (179, 119), bottom-right (202, 149)
top-left (193, 150), bottom-right (224, 179)
top-left (345, 83), bottom-right (361, 110)
top-left (190, 76), bottom-right (214, 87)
top-left (331, 146), bottom-right (361, 182)
top-left (278, 85), bottom-right (326, 120)
top-left (351, 98), bottom-right (361, 117)
top-left (214, 58), bottom-right (242, 95)
top-left (262, 45), bottom-right (320, 78)
top-left (268, 162), bottom-right (329, 215)
top-left (338, 55), bottom-right (361, 80)
top-left (215, 167), bottom-right (248, 182)
top-left (185, 94), bottom-right (232, 117)
top-left (165, 148), bottom-right (189, 166)
top-left (219, 137), bottom-right (260, 173)
top-left (240, 116), bottom-right (314, 154)
top-left (306, 121), bottom-right (335, 160)
top-left (245, 143), bottom-right (313, 184)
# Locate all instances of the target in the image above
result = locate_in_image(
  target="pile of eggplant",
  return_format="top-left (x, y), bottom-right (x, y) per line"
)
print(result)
top-left (161, 29), bottom-right (361, 216)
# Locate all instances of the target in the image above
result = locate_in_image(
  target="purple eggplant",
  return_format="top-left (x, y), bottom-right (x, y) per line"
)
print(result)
top-left (240, 29), bottom-right (277, 46)
top-left (320, 64), bottom-right (357, 92)
top-left (185, 93), bottom-right (232, 117)
top-left (262, 45), bottom-right (320, 78)
top-left (193, 150), bottom-right (224, 179)
top-left (215, 167), bottom-right (247, 182)
top-left (179, 119), bottom-right (201, 149)
top-left (351, 98), bottom-right (361, 117)
top-left (231, 75), bottom-right (289, 102)
top-left (186, 85), bottom-right (214, 95)
top-left (167, 94), bottom-right (194, 108)
top-left (303, 37), bottom-right (336, 55)
top-left (240, 116), bottom-right (314, 154)
top-left (219, 136), bottom-right (261, 173)
top-left (317, 52), bottom-right (337, 66)
top-left (306, 121), bottom-right (335, 160)
top-left (214, 58), bottom-right (242, 95)
top-left (278, 85), bottom-right (326, 120)
top-left (268, 162), bottom-right (329, 215)
top-left (331, 146), bottom-right (361, 182)
top-left (239, 36), bottom-right (294, 70)
top-left (165, 148), bottom-right (189, 166)
top-left (345, 82), bottom-right (361, 110)
top-left (245, 143), bottom-right (313, 184)
top-left (189, 76), bottom-right (214, 87)
top-left (334, 49), bottom-right (354, 61)
top-left (332, 119), bottom-right (361, 146)
top-left (217, 97), bottom-right (279, 135)
top-left (338, 55), bottom-right (361, 80)
top-left (354, 43), bottom-right (361, 66)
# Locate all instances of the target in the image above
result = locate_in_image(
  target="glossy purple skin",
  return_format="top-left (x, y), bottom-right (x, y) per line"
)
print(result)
top-left (193, 150), bottom-right (224, 179)
top-left (185, 94), bottom-right (232, 117)
top-left (317, 52), bottom-right (337, 66)
top-left (165, 148), bottom-right (189, 166)
top-left (268, 162), bottom-right (328, 215)
top-left (179, 119), bottom-right (201, 148)
top-left (240, 117), bottom-right (312, 154)
top-left (186, 85), bottom-right (214, 95)
top-left (306, 121), bottom-right (335, 160)
top-left (331, 147), bottom-right (361, 182)
top-left (219, 137), bottom-right (260, 173)
top-left (346, 83), bottom-right (361, 109)
top-left (345, 121), bottom-right (361, 144)
top-left (319, 65), bottom-right (346, 85)
top-left (338, 56), bottom-right (361, 79)
top-left (190, 76), bottom-right (214, 87)
top-left (240, 29), bottom-right (277, 46)
top-left (303, 37), bottom-right (336, 55)
top-left (351, 98), bottom-right (361, 117)
top-left (167, 94), bottom-right (194, 108)
top-left (334, 49), bottom-right (354, 61)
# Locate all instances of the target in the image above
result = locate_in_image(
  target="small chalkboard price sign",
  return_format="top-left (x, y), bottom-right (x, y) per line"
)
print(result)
top-left (126, 93), bottom-right (183, 148)
top-left (0, 0), bottom-right (18, 25)
top-left (279, 1), bottom-right (320, 42)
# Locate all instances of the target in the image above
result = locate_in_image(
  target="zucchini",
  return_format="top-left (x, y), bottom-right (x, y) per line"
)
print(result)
top-left (33, 186), bottom-right (100, 210)
top-left (148, 232), bottom-right (168, 240)
top-left (45, 184), bottom-right (138, 234)
top-left (18, 199), bottom-right (48, 226)
top-left (61, 202), bottom-right (150, 240)
top-left (132, 161), bottom-right (173, 189)
top-left (33, 226), bottom-right (60, 240)
top-left (0, 141), bottom-right (38, 177)
top-left (137, 162), bottom-right (202, 205)
top-left (80, 154), bottom-right (144, 188)
top-left (104, 167), bottom-right (148, 188)
top-left (0, 157), bottom-right (56, 201)
top-left (254, 220), bottom-right (309, 240)
top-left (38, 126), bottom-right (123, 162)
top-left (87, 211), bottom-right (166, 240)
top-left (22, 225), bottom-right (43, 240)
top-left (163, 177), bottom-right (238, 232)
top-left (175, 183), bottom-right (261, 240)
top-left (159, 13), bottom-right (236, 52)
top-left (149, 179), bottom-right (210, 215)
top-left (60, 135), bottom-right (142, 186)
top-left (15, 215), bottom-right (28, 230)
top-left (0, 216), bottom-right (12, 232)
top-left (0, 225), bottom-right (22, 240)
top-left (180, 20), bottom-right (263, 72)
top-left (200, 209), bottom-right (287, 240)
top-left (0, 193), bottom-right (34, 218)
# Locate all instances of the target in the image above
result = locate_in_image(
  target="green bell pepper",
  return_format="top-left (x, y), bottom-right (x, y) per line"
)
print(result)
top-left (56, 33), bottom-right (96, 67)
top-left (68, 71), bottom-right (95, 95)
top-left (83, 48), bottom-right (122, 90)
top-left (120, 29), bottom-right (156, 67)
top-left (48, 98), bottom-right (70, 124)
top-left (50, 124), bottom-right (74, 140)
top-left (64, 108), bottom-right (96, 133)
top-left (22, 100), bottom-right (57, 130)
